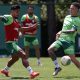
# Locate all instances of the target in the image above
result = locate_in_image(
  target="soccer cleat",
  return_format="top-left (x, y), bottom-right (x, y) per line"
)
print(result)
top-left (0, 70), bottom-right (9, 77)
top-left (53, 67), bottom-right (62, 76)
top-left (30, 71), bottom-right (39, 79)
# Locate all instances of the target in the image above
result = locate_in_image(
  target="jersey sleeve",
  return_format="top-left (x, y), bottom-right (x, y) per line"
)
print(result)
top-left (3, 15), bottom-right (13, 25)
top-left (0, 15), bottom-right (8, 23)
top-left (21, 15), bottom-right (26, 23)
top-left (62, 15), bottom-right (72, 31)
top-left (35, 15), bottom-right (40, 26)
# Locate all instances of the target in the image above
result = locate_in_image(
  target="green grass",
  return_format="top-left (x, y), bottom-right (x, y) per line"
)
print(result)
top-left (0, 57), bottom-right (80, 80)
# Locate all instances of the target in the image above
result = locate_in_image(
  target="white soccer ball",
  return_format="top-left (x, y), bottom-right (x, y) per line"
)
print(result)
top-left (61, 56), bottom-right (71, 66)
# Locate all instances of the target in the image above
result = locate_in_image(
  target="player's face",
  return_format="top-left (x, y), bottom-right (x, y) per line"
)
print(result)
top-left (70, 5), bottom-right (78, 16)
top-left (27, 7), bottom-right (34, 15)
top-left (12, 9), bottom-right (20, 18)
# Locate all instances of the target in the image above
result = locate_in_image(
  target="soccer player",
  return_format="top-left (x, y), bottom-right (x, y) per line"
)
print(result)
top-left (21, 5), bottom-right (42, 66)
top-left (48, 2), bottom-right (80, 76)
top-left (0, 4), bottom-right (39, 79)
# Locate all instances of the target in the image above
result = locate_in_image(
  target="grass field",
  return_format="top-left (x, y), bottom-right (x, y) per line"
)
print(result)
top-left (0, 57), bottom-right (80, 80)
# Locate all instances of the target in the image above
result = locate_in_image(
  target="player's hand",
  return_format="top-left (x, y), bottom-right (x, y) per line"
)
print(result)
top-left (56, 31), bottom-right (61, 40)
top-left (56, 33), bottom-right (60, 40)
top-left (29, 23), bottom-right (37, 28)
top-left (19, 31), bottom-right (23, 37)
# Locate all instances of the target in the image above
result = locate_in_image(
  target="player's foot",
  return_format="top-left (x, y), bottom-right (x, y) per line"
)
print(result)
top-left (53, 67), bottom-right (62, 76)
top-left (38, 62), bottom-right (42, 66)
top-left (0, 69), bottom-right (9, 77)
top-left (30, 71), bottom-right (39, 79)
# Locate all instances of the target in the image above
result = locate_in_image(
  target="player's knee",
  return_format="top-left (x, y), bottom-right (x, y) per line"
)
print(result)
top-left (21, 54), bottom-right (27, 59)
top-left (22, 52), bottom-right (27, 59)
top-left (18, 50), bottom-right (27, 59)
top-left (48, 47), bottom-right (54, 55)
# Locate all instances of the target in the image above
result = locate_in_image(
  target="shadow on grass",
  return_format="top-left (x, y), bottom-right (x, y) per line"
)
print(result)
top-left (11, 76), bottom-right (40, 80)
top-left (54, 76), bottom-right (80, 79)
top-left (11, 76), bottom-right (30, 80)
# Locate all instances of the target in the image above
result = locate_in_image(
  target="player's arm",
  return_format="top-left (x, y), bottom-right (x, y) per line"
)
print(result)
top-left (22, 15), bottom-right (39, 30)
top-left (35, 15), bottom-right (40, 27)
top-left (20, 15), bottom-right (36, 32)
top-left (62, 29), bottom-right (76, 33)
top-left (20, 15), bottom-right (37, 32)
top-left (56, 31), bottom-right (62, 40)
top-left (62, 25), bottom-right (77, 33)
top-left (30, 15), bottom-right (39, 34)
top-left (19, 23), bottom-right (37, 32)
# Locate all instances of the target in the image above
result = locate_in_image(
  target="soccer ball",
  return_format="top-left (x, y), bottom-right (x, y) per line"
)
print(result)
top-left (61, 56), bottom-right (71, 66)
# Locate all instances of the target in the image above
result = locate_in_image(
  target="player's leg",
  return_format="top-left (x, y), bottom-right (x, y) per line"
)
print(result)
top-left (1, 42), bottom-right (39, 78)
top-left (0, 54), bottom-right (19, 77)
top-left (24, 37), bottom-right (30, 60)
top-left (25, 46), bottom-right (30, 59)
top-left (48, 40), bottom-right (62, 76)
top-left (0, 43), bottom-right (19, 77)
top-left (12, 41), bottom-right (39, 79)
top-left (7, 54), bottom-right (19, 67)
top-left (8, 42), bottom-right (39, 79)
top-left (18, 47), bottom-right (39, 79)
top-left (32, 38), bottom-right (42, 66)
top-left (69, 55), bottom-right (80, 69)
top-left (64, 45), bottom-right (80, 69)
top-left (23, 37), bottom-right (39, 78)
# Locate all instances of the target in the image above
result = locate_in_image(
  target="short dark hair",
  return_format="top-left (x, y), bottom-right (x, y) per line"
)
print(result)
top-left (11, 4), bottom-right (20, 10)
top-left (27, 5), bottom-right (34, 10)
top-left (71, 2), bottom-right (80, 9)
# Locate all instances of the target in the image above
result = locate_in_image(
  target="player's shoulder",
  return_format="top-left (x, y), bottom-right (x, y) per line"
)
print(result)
top-left (3, 14), bottom-right (13, 21)
top-left (3, 15), bottom-right (13, 25)
top-left (33, 14), bottom-right (38, 18)
top-left (33, 14), bottom-right (38, 20)
top-left (21, 14), bottom-right (27, 21)
top-left (65, 15), bottom-right (71, 18)
top-left (21, 14), bottom-right (27, 18)
top-left (3, 14), bottom-right (12, 18)
top-left (64, 15), bottom-right (71, 21)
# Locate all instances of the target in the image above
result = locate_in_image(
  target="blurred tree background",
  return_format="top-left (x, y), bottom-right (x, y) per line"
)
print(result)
top-left (0, 0), bottom-right (79, 23)
top-left (0, 0), bottom-right (80, 56)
